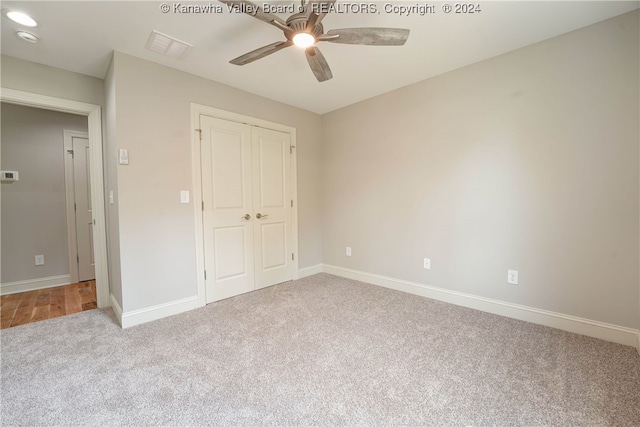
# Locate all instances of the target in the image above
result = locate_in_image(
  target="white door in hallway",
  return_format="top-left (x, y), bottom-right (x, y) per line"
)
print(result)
top-left (72, 136), bottom-right (95, 282)
top-left (200, 116), bottom-right (295, 303)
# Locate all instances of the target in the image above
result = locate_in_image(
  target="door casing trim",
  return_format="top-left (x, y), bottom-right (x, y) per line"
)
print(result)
top-left (190, 104), bottom-right (299, 307)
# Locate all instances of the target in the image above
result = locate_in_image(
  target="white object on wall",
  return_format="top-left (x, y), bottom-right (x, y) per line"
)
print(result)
top-left (180, 190), bottom-right (190, 204)
top-left (118, 148), bottom-right (129, 165)
top-left (1, 171), bottom-right (19, 182)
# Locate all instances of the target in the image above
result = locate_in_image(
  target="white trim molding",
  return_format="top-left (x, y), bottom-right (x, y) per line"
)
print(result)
top-left (110, 294), bottom-right (124, 326)
top-left (120, 296), bottom-right (200, 329)
top-left (298, 264), bottom-right (324, 279)
top-left (323, 264), bottom-right (640, 348)
top-left (1, 275), bottom-right (72, 295)
top-left (0, 88), bottom-right (110, 309)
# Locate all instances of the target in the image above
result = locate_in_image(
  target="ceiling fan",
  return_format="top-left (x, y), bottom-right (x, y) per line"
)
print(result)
top-left (220, 0), bottom-right (410, 82)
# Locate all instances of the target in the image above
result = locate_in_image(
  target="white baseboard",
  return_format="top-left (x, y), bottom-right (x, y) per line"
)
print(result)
top-left (120, 296), bottom-right (200, 329)
top-left (298, 264), bottom-right (324, 279)
top-left (1, 274), bottom-right (72, 295)
top-left (110, 294), bottom-right (124, 326)
top-left (323, 264), bottom-right (639, 348)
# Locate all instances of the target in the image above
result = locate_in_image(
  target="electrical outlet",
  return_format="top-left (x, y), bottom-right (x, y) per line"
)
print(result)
top-left (35, 255), bottom-right (44, 266)
top-left (346, 246), bottom-right (352, 257)
top-left (423, 258), bottom-right (431, 270)
top-left (507, 269), bottom-right (518, 285)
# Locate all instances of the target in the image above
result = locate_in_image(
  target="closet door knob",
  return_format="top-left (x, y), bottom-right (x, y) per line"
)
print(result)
top-left (256, 213), bottom-right (269, 219)
top-left (241, 214), bottom-right (251, 220)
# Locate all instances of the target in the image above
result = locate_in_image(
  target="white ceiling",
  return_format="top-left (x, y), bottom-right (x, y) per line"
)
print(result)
top-left (1, 1), bottom-right (638, 114)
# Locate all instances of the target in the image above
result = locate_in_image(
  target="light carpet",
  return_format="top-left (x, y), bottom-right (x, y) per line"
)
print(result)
top-left (1, 273), bottom-right (639, 426)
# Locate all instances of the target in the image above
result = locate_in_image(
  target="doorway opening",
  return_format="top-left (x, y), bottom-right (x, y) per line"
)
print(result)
top-left (1, 88), bottom-right (109, 310)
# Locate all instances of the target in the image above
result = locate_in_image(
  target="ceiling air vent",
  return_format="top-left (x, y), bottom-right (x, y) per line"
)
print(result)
top-left (145, 30), bottom-right (192, 59)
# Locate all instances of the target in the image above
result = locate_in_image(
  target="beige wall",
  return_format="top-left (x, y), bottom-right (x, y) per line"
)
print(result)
top-left (1, 55), bottom-right (104, 107)
top-left (321, 11), bottom-right (639, 328)
top-left (110, 52), bottom-right (323, 312)
top-left (104, 57), bottom-right (123, 308)
top-left (1, 103), bottom-right (88, 283)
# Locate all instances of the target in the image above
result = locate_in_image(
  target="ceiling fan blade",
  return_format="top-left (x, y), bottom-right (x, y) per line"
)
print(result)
top-left (325, 28), bottom-right (410, 45)
top-left (305, 46), bottom-right (333, 82)
top-left (219, 0), bottom-right (288, 30)
top-left (230, 41), bottom-right (293, 65)
top-left (304, 0), bottom-right (337, 25)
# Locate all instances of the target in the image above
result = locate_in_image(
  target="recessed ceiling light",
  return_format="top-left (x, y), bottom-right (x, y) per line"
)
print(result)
top-left (16, 31), bottom-right (38, 43)
top-left (6, 11), bottom-right (37, 27)
top-left (293, 33), bottom-right (315, 48)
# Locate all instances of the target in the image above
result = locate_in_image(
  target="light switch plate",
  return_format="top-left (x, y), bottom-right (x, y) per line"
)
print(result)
top-left (119, 148), bottom-right (129, 165)
top-left (35, 255), bottom-right (44, 266)
top-left (180, 190), bottom-right (190, 204)
top-left (109, 190), bottom-right (114, 205)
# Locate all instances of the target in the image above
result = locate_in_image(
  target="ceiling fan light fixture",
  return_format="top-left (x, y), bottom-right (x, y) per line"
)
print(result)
top-left (293, 32), bottom-right (315, 48)
top-left (6, 11), bottom-right (37, 27)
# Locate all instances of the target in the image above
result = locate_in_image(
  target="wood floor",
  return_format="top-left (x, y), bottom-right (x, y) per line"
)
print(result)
top-left (1, 281), bottom-right (97, 329)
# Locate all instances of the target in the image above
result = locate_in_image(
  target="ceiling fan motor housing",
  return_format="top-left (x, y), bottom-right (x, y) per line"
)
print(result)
top-left (285, 13), bottom-right (324, 39)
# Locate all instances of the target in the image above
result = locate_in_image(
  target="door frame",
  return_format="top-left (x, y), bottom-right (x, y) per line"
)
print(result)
top-left (190, 104), bottom-right (299, 306)
top-left (63, 129), bottom-right (90, 284)
top-left (1, 88), bottom-right (110, 308)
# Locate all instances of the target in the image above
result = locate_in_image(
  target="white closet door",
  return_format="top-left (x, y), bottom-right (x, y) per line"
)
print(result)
top-left (201, 116), bottom-right (255, 302)
top-left (251, 127), bottom-right (295, 289)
